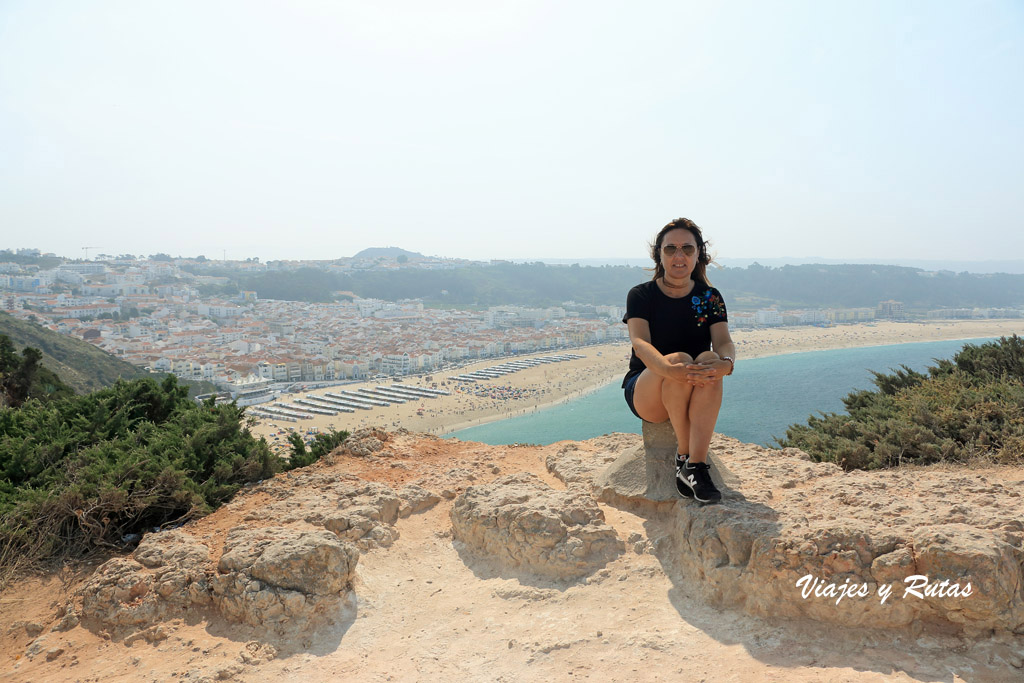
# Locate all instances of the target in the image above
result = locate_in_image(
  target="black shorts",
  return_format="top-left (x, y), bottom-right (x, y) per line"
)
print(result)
top-left (623, 371), bottom-right (642, 419)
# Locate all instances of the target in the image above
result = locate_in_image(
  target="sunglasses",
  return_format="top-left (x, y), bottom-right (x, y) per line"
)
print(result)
top-left (661, 244), bottom-right (697, 257)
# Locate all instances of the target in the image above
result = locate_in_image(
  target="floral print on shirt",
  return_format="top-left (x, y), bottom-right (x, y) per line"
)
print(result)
top-left (691, 289), bottom-right (726, 327)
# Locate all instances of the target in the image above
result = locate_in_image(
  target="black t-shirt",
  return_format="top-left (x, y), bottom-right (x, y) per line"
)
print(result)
top-left (621, 280), bottom-right (728, 386)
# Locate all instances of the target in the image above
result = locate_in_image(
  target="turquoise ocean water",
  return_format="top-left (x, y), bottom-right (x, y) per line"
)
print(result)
top-left (446, 337), bottom-right (999, 447)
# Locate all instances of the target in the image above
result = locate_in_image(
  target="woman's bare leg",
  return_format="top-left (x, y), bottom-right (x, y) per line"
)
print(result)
top-left (685, 351), bottom-right (723, 463)
top-left (632, 351), bottom-right (722, 463)
top-left (659, 352), bottom-right (694, 456)
top-left (633, 352), bottom-right (693, 453)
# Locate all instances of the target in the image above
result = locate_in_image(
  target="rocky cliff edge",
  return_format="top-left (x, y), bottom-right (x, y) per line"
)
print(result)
top-left (3, 428), bottom-right (1023, 681)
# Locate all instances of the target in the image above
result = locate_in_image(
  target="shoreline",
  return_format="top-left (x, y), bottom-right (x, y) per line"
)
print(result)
top-left (740, 333), bottom-right (1014, 360)
top-left (442, 325), bottom-right (1021, 438)
top-left (248, 319), bottom-right (1022, 449)
top-left (434, 373), bottom-right (620, 437)
top-left (734, 321), bottom-right (1021, 361)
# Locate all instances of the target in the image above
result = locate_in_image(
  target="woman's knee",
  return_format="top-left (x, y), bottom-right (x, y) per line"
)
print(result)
top-left (694, 350), bottom-right (720, 363)
top-left (664, 351), bottom-right (694, 365)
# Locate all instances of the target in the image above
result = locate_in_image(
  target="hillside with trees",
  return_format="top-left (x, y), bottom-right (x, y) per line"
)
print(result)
top-left (0, 312), bottom-right (151, 393)
top-left (0, 335), bottom-right (75, 407)
top-left (208, 261), bottom-right (1024, 310)
top-left (716, 263), bottom-right (1024, 309)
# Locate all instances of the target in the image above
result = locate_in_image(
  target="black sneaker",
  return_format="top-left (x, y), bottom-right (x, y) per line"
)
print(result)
top-left (674, 455), bottom-right (694, 499)
top-left (679, 461), bottom-right (722, 503)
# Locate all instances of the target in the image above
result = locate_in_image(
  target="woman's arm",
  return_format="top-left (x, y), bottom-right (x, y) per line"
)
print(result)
top-left (707, 321), bottom-right (736, 377)
top-left (627, 318), bottom-right (695, 384)
top-left (681, 321), bottom-right (735, 386)
top-left (622, 317), bottom-right (688, 382)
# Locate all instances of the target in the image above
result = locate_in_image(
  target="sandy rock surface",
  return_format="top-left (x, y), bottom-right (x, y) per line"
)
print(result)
top-left (3, 428), bottom-right (1024, 681)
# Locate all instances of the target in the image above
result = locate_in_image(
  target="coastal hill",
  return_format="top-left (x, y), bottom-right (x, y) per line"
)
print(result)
top-left (3, 429), bottom-right (1022, 681)
top-left (350, 246), bottom-right (425, 261)
top-left (0, 311), bottom-right (150, 393)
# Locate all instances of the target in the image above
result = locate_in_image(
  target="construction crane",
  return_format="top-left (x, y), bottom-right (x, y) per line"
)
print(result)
top-left (82, 246), bottom-right (97, 260)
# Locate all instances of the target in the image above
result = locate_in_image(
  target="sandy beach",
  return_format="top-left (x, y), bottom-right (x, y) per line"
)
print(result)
top-left (249, 347), bottom-right (631, 453)
top-left (248, 319), bottom-right (1023, 451)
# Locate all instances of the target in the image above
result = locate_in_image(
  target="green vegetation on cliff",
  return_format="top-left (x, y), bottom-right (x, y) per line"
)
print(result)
top-left (0, 312), bottom-right (151, 393)
top-left (779, 336), bottom-right (1024, 470)
top-left (0, 370), bottom-right (347, 584)
top-left (0, 335), bottom-right (75, 407)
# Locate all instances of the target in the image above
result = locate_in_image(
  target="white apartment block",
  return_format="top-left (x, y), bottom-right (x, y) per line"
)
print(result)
top-left (828, 308), bottom-right (876, 323)
top-left (755, 309), bottom-right (783, 326)
top-left (799, 310), bottom-right (829, 324)
top-left (356, 299), bottom-right (384, 316)
top-left (382, 353), bottom-right (411, 376)
top-left (58, 263), bottom-right (107, 275)
top-left (81, 283), bottom-right (119, 297)
top-left (2, 274), bottom-right (50, 291)
top-left (877, 300), bottom-right (905, 319)
top-left (594, 305), bottom-right (622, 319)
top-left (51, 303), bottom-right (121, 319)
top-left (197, 304), bottom-right (241, 318)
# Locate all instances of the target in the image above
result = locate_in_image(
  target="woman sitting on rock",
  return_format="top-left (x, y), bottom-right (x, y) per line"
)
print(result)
top-left (621, 217), bottom-right (736, 503)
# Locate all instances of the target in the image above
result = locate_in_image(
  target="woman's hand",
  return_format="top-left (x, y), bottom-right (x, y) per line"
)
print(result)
top-left (684, 360), bottom-right (726, 387)
top-left (661, 361), bottom-right (693, 385)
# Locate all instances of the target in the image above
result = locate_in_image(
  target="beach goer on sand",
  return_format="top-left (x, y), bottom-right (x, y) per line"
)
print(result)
top-left (622, 217), bottom-right (736, 503)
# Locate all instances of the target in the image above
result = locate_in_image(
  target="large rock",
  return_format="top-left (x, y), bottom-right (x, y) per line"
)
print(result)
top-left (550, 432), bottom-right (1024, 637)
top-left (591, 421), bottom-right (738, 505)
top-left (79, 530), bottom-right (211, 628)
top-left (76, 474), bottom-right (380, 634)
top-left (450, 472), bottom-right (623, 581)
top-left (544, 441), bottom-right (622, 489)
top-left (713, 466), bottom-right (1024, 637)
top-left (217, 527), bottom-right (358, 595)
top-left (212, 526), bottom-right (359, 628)
top-left (336, 427), bottom-right (391, 457)
top-left (133, 529), bottom-right (211, 569)
top-left (397, 484), bottom-right (442, 518)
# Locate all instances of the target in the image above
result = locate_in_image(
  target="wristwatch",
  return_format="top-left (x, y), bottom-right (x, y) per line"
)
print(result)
top-left (721, 356), bottom-right (734, 375)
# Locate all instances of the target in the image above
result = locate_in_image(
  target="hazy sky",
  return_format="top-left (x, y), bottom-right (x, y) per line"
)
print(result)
top-left (1, 1), bottom-right (1021, 263)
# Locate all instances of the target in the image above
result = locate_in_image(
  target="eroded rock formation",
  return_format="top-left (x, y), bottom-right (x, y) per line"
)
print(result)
top-left (74, 463), bottom-right (435, 636)
top-left (450, 471), bottom-right (624, 581)
top-left (245, 471), bottom-right (404, 549)
top-left (80, 530), bottom-right (212, 629)
top-left (212, 527), bottom-right (359, 627)
top-left (546, 432), bottom-right (1024, 637)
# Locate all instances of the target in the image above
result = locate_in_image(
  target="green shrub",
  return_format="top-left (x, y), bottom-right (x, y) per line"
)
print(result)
top-left (285, 429), bottom-right (349, 470)
top-left (0, 374), bottom-right (338, 579)
top-left (0, 341), bottom-right (353, 588)
top-left (778, 335), bottom-right (1024, 470)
